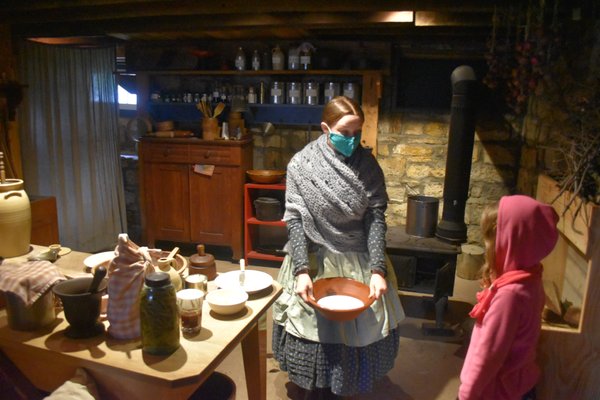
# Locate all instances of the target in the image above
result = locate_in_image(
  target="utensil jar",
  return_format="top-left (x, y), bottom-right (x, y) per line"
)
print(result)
top-left (202, 117), bottom-right (219, 140)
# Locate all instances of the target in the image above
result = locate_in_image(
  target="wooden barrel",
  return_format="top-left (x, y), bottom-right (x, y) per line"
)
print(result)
top-left (456, 244), bottom-right (485, 280)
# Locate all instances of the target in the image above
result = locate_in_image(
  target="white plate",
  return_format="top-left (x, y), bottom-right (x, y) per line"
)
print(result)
top-left (214, 270), bottom-right (273, 294)
top-left (83, 251), bottom-right (115, 270)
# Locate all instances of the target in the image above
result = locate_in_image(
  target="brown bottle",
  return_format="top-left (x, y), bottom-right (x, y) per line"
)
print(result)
top-left (188, 244), bottom-right (216, 280)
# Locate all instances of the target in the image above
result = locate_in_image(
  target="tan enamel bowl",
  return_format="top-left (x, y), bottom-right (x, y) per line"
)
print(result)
top-left (306, 277), bottom-right (374, 321)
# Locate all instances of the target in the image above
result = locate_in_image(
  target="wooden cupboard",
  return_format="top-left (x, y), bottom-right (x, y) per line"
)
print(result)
top-left (139, 137), bottom-right (253, 260)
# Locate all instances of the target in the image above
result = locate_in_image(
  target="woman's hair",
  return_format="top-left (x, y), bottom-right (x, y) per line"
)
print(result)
top-left (479, 201), bottom-right (499, 288)
top-left (321, 96), bottom-right (364, 127)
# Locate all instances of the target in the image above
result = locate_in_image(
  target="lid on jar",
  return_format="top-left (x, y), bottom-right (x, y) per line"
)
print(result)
top-left (145, 271), bottom-right (171, 287)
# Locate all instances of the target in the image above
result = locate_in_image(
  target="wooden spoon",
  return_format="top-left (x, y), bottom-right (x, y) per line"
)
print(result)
top-left (212, 102), bottom-right (226, 118)
top-left (167, 246), bottom-right (180, 259)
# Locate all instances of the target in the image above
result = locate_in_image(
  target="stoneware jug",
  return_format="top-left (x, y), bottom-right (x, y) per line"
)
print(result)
top-left (0, 178), bottom-right (31, 258)
top-left (157, 257), bottom-right (183, 291)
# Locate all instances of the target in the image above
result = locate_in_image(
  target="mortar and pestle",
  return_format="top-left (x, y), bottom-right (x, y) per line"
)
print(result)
top-left (52, 266), bottom-right (108, 339)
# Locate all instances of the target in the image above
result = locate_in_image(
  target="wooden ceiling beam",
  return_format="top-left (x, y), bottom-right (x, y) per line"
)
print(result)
top-left (3, 0), bottom-right (497, 22)
top-left (10, 11), bottom-right (492, 39)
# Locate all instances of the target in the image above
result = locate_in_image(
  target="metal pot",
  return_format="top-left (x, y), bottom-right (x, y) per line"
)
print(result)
top-left (406, 195), bottom-right (439, 238)
top-left (254, 197), bottom-right (282, 221)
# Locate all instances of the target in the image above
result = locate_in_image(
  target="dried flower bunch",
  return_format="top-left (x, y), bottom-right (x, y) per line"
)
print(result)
top-left (541, 17), bottom-right (600, 209)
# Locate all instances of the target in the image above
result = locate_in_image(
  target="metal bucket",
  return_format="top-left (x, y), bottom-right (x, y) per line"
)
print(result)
top-left (5, 290), bottom-right (56, 331)
top-left (406, 195), bottom-right (439, 238)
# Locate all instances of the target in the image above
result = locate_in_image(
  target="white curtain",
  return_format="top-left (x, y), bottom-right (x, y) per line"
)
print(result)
top-left (18, 41), bottom-right (126, 252)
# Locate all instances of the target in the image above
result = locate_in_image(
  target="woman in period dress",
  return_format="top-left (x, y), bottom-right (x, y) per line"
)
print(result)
top-left (272, 96), bottom-right (405, 397)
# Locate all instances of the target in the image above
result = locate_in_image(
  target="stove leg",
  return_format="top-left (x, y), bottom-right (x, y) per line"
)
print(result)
top-left (421, 295), bottom-right (457, 337)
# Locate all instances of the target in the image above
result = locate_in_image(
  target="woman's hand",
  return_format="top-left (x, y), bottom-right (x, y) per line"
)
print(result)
top-left (369, 272), bottom-right (388, 300)
top-left (295, 273), bottom-right (315, 303)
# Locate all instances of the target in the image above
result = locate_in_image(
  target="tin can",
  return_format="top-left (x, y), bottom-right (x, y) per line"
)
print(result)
top-left (270, 81), bottom-right (284, 104)
top-left (287, 82), bottom-right (302, 105)
top-left (185, 273), bottom-right (208, 292)
top-left (304, 81), bottom-right (320, 105)
top-left (323, 82), bottom-right (340, 103)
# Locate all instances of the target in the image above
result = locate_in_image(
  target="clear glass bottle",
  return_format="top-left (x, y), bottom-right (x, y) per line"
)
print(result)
top-left (270, 81), bottom-right (284, 104)
top-left (251, 50), bottom-right (261, 71)
top-left (288, 46), bottom-right (300, 70)
top-left (287, 82), bottom-right (302, 104)
top-left (140, 272), bottom-right (180, 355)
top-left (323, 82), bottom-right (340, 103)
top-left (304, 81), bottom-right (320, 105)
top-left (247, 86), bottom-right (257, 104)
top-left (235, 47), bottom-right (246, 71)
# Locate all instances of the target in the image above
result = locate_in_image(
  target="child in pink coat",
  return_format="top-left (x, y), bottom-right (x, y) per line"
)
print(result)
top-left (459, 195), bottom-right (559, 400)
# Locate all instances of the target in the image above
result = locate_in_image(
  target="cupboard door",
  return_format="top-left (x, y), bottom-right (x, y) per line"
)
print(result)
top-left (189, 166), bottom-right (235, 246)
top-left (144, 163), bottom-right (191, 243)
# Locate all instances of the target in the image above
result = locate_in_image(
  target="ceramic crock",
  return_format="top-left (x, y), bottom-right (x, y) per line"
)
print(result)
top-left (0, 179), bottom-right (31, 258)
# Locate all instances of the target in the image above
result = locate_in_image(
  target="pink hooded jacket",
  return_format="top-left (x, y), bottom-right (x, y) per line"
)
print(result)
top-left (459, 195), bottom-right (559, 400)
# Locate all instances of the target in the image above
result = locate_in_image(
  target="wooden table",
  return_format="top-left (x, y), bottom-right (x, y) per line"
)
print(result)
top-left (0, 245), bottom-right (282, 399)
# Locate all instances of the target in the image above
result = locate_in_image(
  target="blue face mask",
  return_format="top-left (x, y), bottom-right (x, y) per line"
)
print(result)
top-left (328, 131), bottom-right (361, 157)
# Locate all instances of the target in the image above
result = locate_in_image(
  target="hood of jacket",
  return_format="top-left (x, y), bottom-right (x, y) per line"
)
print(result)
top-left (495, 195), bottom-right (559, 276)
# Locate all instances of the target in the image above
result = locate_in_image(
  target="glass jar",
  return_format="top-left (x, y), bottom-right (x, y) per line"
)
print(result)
top-left (323, 82), bottom-right (340, 103)
top-left (140, 272), bottom-right (180, 355)
top-left (287, 82), bottom-right (302, 105)
top-left (270, 81), bottom-right (284, 104)
top-left (343, 82), bottom-right (361, 102)
top-left (304, 81), bottom-right (320, 105)
top-left (271, 46), bottom-right (284, 70)
top-left (288, 47), bottom-right (300, 70)
top-left (234, 47), bottom-right (246, 71)
top-left (247, 86), bottom-right (257, 104)
top-left (251, 50), bottom-right (260, 71)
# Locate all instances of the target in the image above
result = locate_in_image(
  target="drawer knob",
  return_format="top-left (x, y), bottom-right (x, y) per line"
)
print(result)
top-left (204, 151), bottom-right (211, 158)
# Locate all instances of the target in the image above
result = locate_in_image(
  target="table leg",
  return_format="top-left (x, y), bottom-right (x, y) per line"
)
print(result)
top-left (241, 321), bottom-right (266, 400)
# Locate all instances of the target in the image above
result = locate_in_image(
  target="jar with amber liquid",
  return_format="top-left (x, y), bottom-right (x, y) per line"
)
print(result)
top-left (140, 272), bottom-right (180, 355)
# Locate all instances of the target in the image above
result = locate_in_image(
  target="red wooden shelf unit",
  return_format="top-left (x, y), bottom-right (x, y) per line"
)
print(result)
top-left (244, 182), bottom-right (287, 264)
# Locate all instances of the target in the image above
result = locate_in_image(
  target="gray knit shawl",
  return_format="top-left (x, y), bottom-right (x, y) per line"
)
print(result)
top-left (284, 134), bottom-right (388, 253)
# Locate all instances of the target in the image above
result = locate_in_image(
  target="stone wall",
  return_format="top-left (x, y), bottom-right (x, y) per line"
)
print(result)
top-left (251, 107), bottom-right (519, 245)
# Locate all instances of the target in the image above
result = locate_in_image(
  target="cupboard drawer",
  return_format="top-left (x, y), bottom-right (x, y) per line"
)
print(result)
top-left (142, 144), bottom-right (189, 163)
top-left (189, 146), bottom-right (241, 166)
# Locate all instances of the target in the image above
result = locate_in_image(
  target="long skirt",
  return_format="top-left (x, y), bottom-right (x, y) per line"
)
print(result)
top-left (272, 248), bottom-right (405, 396)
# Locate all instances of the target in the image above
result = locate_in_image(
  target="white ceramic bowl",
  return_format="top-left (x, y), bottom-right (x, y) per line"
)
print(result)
top-left (206, 288), bottom-right (248, 315)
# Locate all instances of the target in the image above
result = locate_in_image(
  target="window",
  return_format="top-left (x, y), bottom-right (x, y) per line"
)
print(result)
top-left (118, 84), bottom-right (137, 110)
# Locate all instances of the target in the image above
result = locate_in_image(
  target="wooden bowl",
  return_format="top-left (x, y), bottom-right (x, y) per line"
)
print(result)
top-left (246, 169), bottom-right (286, 184)
top-left (155, 120), bottom-right (174, 131)
top-left (93, 252), bottom-right (188, 276)
top-left (306, 277), bottom-right (374, 321)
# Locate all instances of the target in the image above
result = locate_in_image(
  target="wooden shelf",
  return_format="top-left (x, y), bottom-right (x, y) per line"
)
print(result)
top-left (136, 69), bottom-right (383, 76)
top-left (244, 182), bottom-right (286, 264)
top-left (246, 217), bottom-right (286, 226)
top-left (536, 174), bottom-right (599, 334)
top-left (245, 250), bottom-right (284, 262)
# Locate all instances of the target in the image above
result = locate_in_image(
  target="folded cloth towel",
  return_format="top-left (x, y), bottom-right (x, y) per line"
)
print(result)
top-left (0, 260), bottom-right (66, 306)
top-left (106, 233), bottom-right (156, 340)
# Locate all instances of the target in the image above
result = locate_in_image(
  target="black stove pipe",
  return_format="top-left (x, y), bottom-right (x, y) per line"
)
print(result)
top-left (435, 65), bottom-right (478, 243)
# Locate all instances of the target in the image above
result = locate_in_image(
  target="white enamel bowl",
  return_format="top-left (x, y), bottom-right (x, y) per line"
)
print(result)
top-left (206, 288), bottom-right (248, 315)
